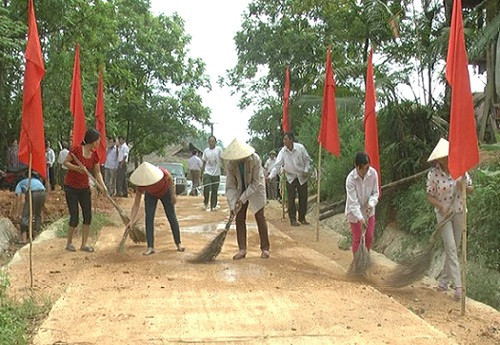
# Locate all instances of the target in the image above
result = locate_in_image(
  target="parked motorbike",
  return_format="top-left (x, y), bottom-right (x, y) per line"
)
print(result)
top-left (0, 167), bottom-right (26, 191)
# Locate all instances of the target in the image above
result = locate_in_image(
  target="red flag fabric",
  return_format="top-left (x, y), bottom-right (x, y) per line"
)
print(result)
top-left (18, 0), bottom-right (46, 178)
top-left (445, 0), bottom-right (479, 179)
top-left (282, 66), bottom-right (291, 132)
top-left (364, 49), bottom-right (381, 195)
top-left (95, 69), bottom-right (106, 164)
top-left (70, 43), bottom-right (86, 146)
top-left (318, 47), bottom-right (340, 157)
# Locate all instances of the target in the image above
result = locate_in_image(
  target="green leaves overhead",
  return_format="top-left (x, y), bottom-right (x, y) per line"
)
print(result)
top-left (0, 0), bottom-right (210, 160)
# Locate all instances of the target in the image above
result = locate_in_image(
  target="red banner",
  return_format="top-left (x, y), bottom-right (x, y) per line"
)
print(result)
top-left (318, 47), bottom-right (340, 157)
top-left (282, 66), bottom-right (291, 132)
top-left (18, 0), bottom-right (46, 178)
top-left (445, 0), bottom-right (479, 179)
top-left (70, 43), bottom-right (86, 146)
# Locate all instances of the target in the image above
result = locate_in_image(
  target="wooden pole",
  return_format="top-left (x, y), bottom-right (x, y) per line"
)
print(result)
top-left (28, 153), bottom-right (34, 289)
top-left (315, 142), bottom-right (322, 241)
top-left (460, 181), bottom-right (467, 315)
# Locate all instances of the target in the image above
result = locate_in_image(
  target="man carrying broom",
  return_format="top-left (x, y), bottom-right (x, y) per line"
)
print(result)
top-left (345, 152), bottom-right (379, 269)
top-left (127, 162), bottom-right (185, 255)
top-left (223, 139), bottom-right (270, 260)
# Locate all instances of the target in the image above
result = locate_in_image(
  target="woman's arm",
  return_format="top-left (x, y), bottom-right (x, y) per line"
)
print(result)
top-left (63, 152), bottom-right (84, 173)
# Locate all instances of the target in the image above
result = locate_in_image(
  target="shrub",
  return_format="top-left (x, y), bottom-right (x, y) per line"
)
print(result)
top-left (56, 213), bottom-right (115, 239)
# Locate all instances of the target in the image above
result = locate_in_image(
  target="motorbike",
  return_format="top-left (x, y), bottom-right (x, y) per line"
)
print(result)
top-left (0, 167), bottom-right (26, 191)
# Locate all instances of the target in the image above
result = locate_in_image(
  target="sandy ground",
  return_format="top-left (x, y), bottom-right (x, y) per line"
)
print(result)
top-left (3, 194), bottom-right (499, 344)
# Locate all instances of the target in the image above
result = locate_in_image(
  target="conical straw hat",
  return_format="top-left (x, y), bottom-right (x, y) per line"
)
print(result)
top-left (130, 162), bottom-right (163, 186)
top-left (427, 138), bottom-right (449, 162)
top-left (221, 139), bottom-right (255, 161)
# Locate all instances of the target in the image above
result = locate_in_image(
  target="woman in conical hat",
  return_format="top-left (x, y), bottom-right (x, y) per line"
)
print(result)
top-left (128, 162), bottom-right (185, 255)
top-left (426, 138), bottom-right (473, 301)
top-left (223, 139), bottom-right (270, 259)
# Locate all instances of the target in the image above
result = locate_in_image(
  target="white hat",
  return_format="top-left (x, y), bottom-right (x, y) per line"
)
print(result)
top-left (129, 162), bottom-right (163, 186)
top-left (427, 138), bottom-right (449, 162)
top-left (221, 139), bottom-right (255, 161)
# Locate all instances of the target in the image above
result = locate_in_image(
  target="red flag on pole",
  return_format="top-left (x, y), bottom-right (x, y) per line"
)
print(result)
top-left (364, 49), bottom-right (381, 195)
top-left (282, 66), bottom-right (291, 132)
top-left (446, 0), bottom-right (479, 179)
top-left (70, 43), bottom-right (86, 146)
top-left (18, 0), bottom-right (46, 178)
top-left (95, 69), bottom-right (106, 164)
top-left (318, 47), bottom-right (340, 157)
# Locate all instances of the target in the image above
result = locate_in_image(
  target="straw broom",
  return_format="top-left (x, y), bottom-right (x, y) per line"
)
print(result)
top-left (188, 212), bottom-right (236, 263)
top-left (385, 211), bottom-right (454, 287)
top-left (349, 222), bottom-right (371, 276)
top-left (70, 154), bottom-right (146, 246)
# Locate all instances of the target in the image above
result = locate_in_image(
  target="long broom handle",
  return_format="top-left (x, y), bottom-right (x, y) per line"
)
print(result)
top-left (70, 153), bottom-right (130, 225)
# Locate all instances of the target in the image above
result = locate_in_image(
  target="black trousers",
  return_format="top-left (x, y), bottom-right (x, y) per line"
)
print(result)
top-left (286, 178), bottom-right (308, 222)
top-left (64, 186), bottom-right (92, 227)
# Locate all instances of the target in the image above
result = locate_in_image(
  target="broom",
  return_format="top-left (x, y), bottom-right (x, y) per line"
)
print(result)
top-left (385, 211), bottom-right (454, 287)
top-left (70, 154), bottom-right (146, 245)
top-left (349, 221), bottom-right (371, 276)
top-left (188, 212), bottom-right (236, 263)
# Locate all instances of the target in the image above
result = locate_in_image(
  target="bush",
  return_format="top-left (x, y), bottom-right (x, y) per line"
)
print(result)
top-left (466, 259), bottom-right (500, 310)
top-left (467, 169), bottom-right (500, 271)
top-left (56, 213), bottom-right (115, 240)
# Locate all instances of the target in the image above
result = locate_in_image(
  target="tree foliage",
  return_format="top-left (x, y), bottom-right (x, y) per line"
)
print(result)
top-left (0, 0), bottom-right (211, 164)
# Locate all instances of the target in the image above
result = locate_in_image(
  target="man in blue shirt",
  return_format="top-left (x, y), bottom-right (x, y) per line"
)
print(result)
top-left (15, 172), bottom-right (46, 244)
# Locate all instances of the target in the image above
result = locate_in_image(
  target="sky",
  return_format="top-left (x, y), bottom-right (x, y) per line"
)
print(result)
top-left (150, 0), bottom-right (252, 147)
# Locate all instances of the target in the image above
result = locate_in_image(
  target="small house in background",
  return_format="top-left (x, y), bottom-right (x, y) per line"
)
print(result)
top-left (141, 138), bottom-right (205, 168)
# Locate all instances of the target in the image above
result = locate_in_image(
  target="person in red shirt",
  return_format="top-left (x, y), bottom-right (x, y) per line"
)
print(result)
top-left (128, 162), bottom-right (185, 255)
top-left (63, 129), bottom-right (107, 252)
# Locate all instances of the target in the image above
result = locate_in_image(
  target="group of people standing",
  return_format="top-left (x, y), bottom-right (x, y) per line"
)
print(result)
top-left (102, 136), bottom-right (130, 197)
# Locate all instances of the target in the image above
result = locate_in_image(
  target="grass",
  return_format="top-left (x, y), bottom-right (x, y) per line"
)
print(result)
top-left (0, 272), bottom-right (52, 345)
top-left (466, 260), bottom-right (500, 310)
top-left (55, 212), bottom-right (115, 240)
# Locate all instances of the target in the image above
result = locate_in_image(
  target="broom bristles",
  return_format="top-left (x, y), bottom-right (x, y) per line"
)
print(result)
top-left (385, 242), bottom-right (438, 287)
top-left (349, 236), bottom-right (371, 276)
top-left (117, 223), bottom-right (146, 253)
top-left (188, 230), bottom-right (229, 263)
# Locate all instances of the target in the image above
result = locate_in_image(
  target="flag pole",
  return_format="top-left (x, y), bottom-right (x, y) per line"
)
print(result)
top-left (460, 181), bottom-right (467, 315)
top-left (316, 142), bottom-right (322, 241)
top-left (28, 153), bottom-right (34, 289)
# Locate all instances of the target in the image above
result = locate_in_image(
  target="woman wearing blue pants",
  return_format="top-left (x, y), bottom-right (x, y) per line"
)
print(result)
top-left (129, 162), bottom-right (185, 255)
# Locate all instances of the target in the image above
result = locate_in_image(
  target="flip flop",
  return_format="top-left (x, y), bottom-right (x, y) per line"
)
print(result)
top-left (176, 245), bottom-right (185, 252)
top-left (80, 245), bottom-right (94, 252)
top-left (65, 244), bottom-right (76, 252)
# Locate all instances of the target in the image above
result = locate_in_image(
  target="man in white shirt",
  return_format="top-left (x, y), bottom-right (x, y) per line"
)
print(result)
top-left (187, 150), bottom-right (203, 196)
top-left (104, 138), bottom-right (119, 196)
top-left (201, 135), bottom-right (223, 211)
top-left (263, 150), bottom-right (278, 199)
top-left (56, 141), bottom-right (70, 187)
top-left (45, 140), bottom-right (56, 191)
top-left (116, 136), bottom-right (130, 197)
top-left (268, 132), bottom-right (312, 226)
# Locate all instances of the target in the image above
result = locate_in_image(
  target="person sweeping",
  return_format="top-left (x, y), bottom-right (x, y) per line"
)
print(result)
top-left (345, 152), bottom-right (379, 273)
top-left (223, 139), bottom-right (270, 260)
top-left (62, 128), bottom-right (108, 252)
top-left (426, 138), bottom-right (473, 301)
top-left (128, 162), bottom-right (185, 255)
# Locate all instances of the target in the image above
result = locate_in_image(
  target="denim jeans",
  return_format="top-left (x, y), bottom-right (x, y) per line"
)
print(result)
top-left (144, 188), bottom-right (181, 248)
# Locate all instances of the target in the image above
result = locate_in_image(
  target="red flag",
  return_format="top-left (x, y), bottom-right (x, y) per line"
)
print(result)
top-left (318, 47), bottom-right (340, 157)
top-left (18, 0), bottom-right (46, 178)
top-left (282, 66), bottom-right (291, 132)
top-left (364, 49), bottom-right (381, 195)
top-left (446, 0), bottom-right (479, 179)
top-left (70, 43), bottom-right (86, 146)
top-left (95, 69), bottom-right (106, 164)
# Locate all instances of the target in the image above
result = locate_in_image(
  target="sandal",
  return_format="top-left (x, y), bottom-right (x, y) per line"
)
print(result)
top-left (436, 282), bottom-right (448, 291)
top-left (176, 244), bottom-right (185, 252)
top-left (65, 244), bottom-right (76, 252)
top-left (143, 247), bottom-right (155, 256)
top-left (454, 288), bottom-right (462, 301)
top-left (80, 245), bottom-right (95, 252)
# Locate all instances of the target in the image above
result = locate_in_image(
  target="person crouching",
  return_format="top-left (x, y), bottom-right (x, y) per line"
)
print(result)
top-left (128, 162), bottom-right (185, 255)
top-left (223, 139), bottom-right (270, 259)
